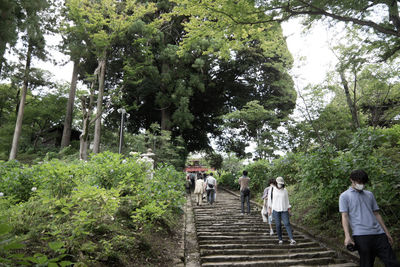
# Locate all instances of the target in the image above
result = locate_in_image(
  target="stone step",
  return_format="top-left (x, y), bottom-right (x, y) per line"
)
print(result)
top-left (197, 230), bottom-right (304, 235)
top-left (201, 250), bottom-right (336, 262)
top-left (199, 242), bottom-right (321, 250)
top-left (201, 256), bottom-right (336, 266)
top-left (197, 235), bottom-right (306, 242)
top-left (200, 247), bottom-right (328, 256)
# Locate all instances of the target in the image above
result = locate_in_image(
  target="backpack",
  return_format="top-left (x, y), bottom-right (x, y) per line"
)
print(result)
top-left (207, 178), bottom-right (215, 189)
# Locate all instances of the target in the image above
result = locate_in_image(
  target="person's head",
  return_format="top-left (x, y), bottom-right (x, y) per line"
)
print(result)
top-left (269, 178), bottom-right (276, 186)
top-left (243, 170), bottom-right (248, 176)
top-left (276, 176), bottom-right (285, 189)
top-left (210, 172), bottom-right (213, 176)
top-left (350, 169), bottom-right (368, 191)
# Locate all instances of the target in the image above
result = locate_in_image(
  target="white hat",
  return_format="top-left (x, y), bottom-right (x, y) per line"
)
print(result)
top-left (276, 176), bottom-right (285, 184)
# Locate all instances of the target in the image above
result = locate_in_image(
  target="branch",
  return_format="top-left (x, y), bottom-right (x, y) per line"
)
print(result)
top-left (200, 3), bottom-right (294, 25)
top-left (201, 1), bottom-right (400, 37)
top-left (286, 1), bottom-right (400, 37)
top-left (296, 85), bottom-right (325, 146)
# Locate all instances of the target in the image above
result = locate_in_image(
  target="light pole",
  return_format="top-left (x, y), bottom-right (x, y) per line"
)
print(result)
top-left (117, 108), bottom-right (130, 153)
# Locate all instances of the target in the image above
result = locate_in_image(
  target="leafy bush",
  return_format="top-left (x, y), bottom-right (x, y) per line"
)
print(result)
top-left (0, 152), bottom-right (185, 266)
top-left (0, 160), bottom-right (35, 202)
top-left (217, 171), bottom-right (239, 190)
top-left (243, 159), bottom-right (270, 194)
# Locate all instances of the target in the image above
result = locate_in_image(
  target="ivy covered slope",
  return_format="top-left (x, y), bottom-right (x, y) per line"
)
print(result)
top-left (0, 152), bottom-right (185, 266)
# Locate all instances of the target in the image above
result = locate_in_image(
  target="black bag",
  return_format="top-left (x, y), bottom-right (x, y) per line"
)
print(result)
top-left (242, 188), bottom-right (250, 196)
top-left (208, 183), bottom-right (214, 189)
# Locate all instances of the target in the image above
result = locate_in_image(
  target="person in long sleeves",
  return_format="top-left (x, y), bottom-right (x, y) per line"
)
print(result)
top-left (268, 176), bottom-right (296, 245)
top-left (194, 174), bottom-right (205, 206)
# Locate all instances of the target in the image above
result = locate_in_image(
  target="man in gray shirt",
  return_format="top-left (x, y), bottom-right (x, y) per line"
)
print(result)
top-left (339, 169), bottom-right (399, 267)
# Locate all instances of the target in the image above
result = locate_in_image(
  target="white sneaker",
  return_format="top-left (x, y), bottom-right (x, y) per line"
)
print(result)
top-left (290, 239), bottom-right (296, 245)
top-left (278, 240), bottom-right (283, 244)
top-left (270, 229), bottom-right (274, 235)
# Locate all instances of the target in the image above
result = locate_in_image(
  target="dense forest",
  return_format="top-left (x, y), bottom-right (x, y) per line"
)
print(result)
top-left (1, 0), bottom-right (399, 265)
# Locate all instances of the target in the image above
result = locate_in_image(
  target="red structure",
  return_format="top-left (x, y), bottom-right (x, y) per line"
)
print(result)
top-left (184, 166), bottom-right (210, 172)
top-left (184, 160), bottom-right (214, 173)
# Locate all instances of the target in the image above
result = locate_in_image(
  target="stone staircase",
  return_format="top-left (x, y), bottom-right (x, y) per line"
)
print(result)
top-left (191, 189), bottom-right (357, 267)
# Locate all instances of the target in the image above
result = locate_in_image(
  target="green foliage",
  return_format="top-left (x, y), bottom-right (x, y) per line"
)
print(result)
top-left (0, 160), bottom-right (35, 202)
top-left (243, 160), bottom-right (270, 194)
top-left (217, 171), bottom-right (239, 191)
top-left (205, 152), bottom-right (223, 170)
top-left (286, 127), bottom-right (399, 241)
top-left (0, 222), bottom-right (73, 266)
top-left (0, 152), bottom-right (185, 265)
top-left (172, 0), bottom-right (400, 60)
top-left (220, 153), bottom-right (244, 175)
top-left (219, 125), bottom-right (400, 245)
top-left (124, 124), bottom-right (187, 170)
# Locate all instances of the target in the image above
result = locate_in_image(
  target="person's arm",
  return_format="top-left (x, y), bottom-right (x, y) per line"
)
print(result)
top-left (341, 212), bottom-right (354, 246)
top-left (374, 211), bottom-right (394, 246)
top-left (267, 187), bottom-right (272, 215)
top-left (285, 189), bottom-right (291, 214)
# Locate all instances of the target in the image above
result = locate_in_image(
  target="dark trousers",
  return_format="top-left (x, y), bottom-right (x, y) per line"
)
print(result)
top-left (206, 189), bottom-right (215, 204)
top-left (353, 234), bottom-right (400, 267)
top-left (240, 190), bottom-right (250, 214)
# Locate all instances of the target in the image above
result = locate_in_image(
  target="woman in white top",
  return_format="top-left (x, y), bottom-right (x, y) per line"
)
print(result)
top-left (267, 176), bottom-right (296, 245)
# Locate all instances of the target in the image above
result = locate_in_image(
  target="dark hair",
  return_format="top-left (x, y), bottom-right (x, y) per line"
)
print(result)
top-left (243, 170), bottom-right (248, 176)
top-left (350, 169), bottom-right (369, 184)
top-left (210, 172), bottom-right (213, 176)
top-left (269, 179), bottom-right (276, 185)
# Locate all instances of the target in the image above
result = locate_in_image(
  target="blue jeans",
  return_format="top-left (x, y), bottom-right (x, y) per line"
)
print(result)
top-left (207, 189), bottom-right (215, 204)
top-left (273, 210), bottom-right (294, 240)
top-left (240, 190), bottom-right (250, 214)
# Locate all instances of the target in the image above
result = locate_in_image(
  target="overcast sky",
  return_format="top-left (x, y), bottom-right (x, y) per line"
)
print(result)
top-left (282, 18), bottom-right (338, 87)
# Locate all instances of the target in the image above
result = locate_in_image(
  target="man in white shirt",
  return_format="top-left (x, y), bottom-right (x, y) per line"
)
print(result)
top-left (205, 173), bottom-right (217, 205)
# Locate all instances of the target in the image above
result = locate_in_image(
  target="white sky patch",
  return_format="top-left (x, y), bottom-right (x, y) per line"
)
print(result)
top-left (41, 34), bottom-right (74, 83)
top-left (282, 18), bottom-right (339, 87)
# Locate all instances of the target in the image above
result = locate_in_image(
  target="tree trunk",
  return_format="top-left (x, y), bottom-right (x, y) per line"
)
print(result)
top-left (79, 112), bottom-right (90, 161)
top-left (92, 56), bottom-right (106, 154)
top-left (160, 62), bottom-right (171, 131)
top-left (79, 95), bottom-right (95, 161)
top-left (61, 60), bottom-right (79, 149)
top-left (339, 71), bottom-right (360, 129)
top-left (79, 67), bottom-right (97, 160)
top-left (9, 43), bottom-right (32, 160)
top-left (161, 108), bottom-right (171, 131)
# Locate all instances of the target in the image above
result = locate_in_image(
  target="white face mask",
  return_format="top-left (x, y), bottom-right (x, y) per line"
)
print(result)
top-left (354, 183), bottom-right (364, 191)
top-left (277, 184), bottom-right (283, 189)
